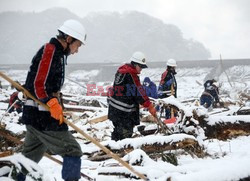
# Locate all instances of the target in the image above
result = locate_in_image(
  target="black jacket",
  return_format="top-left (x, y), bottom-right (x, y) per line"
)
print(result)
top-left (22, 38), bottom-right (68, 131)
top-left (108, 64), bottom-right (151, 125)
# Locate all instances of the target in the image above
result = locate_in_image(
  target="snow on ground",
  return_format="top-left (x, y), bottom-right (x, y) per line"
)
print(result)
top-left (0, 65), bottom-right (250, 180)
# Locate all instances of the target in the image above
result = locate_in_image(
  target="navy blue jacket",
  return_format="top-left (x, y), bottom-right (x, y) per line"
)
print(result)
top-left (143, 77), bottom-right (158, 99)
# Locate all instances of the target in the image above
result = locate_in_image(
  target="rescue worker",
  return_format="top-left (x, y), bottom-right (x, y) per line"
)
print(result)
top-left (200, 79), bottom-right (220, 111)
top-left (158, 59), bottom-right (177, 119)
top-left (143, 77), bottom-right (158, 99)
top-left (158, 59), bottom-right (177, 98)
top-left (19, 19), bottom-right (87, 181)
top-left (108, 51), bottom-right (157, 141)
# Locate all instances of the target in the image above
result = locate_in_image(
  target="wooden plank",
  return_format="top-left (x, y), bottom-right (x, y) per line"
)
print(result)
top-left (88, 115), bottom-right (108, 124)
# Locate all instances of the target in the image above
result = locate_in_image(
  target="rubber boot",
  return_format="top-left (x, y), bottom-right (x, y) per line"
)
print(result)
top-left (62, 156), bottom-right (81, 181)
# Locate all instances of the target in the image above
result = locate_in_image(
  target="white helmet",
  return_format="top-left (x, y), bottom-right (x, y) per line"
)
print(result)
top-left (166, 59), bottom-right (177, 67)
top-left (58, 19), bottom-right (87, 44)
top-left (130, 51), bottom-right (147, 68)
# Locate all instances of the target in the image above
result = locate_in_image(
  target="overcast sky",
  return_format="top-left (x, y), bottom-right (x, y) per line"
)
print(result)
top-left (1, 0), bottom-right (250, 59)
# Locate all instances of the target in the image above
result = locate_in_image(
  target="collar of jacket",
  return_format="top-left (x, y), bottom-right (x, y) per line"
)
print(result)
top-left (118, 64), bottom-right (138, 74)
top-left (49, 37), bottom-right (68, 55)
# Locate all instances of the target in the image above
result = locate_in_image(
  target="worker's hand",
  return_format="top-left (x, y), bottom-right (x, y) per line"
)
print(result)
top-left (47, 98), bottom-right (64, 125)
top-left (17, 92), bottom-right (26, 101)
top-left (148, 104), bottom-right (157, 117)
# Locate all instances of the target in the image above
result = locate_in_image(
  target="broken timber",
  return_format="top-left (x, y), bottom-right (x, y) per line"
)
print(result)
top-left (191, 109), bottom-right (250, 140)
top-left (88, 115), bottom-right (108, 124)
top-left (142, 107), bottom-right (250, 141)
top-left (198, 115), bottom-right (250, 140)
top-left (83, 134), bottom-right (205, 161)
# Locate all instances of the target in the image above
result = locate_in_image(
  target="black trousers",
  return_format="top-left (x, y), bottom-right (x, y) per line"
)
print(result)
top-left (111, 118), bottom-right (134, 141)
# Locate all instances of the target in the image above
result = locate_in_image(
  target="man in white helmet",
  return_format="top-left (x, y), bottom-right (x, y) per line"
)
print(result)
top-left (158, 59), bottom-right (177, 98)
top-left (158, 59), bottom-right (177, 118)
top-left (19, 19), bottom-right (87, 181)
top-left (108, 51), bottom-right (157, 141)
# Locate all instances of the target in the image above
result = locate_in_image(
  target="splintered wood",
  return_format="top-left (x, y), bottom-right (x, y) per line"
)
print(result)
top-left (0, 126), bottom-right (23, 153)
top-left (192, 109), bottom-right (250, 140)
top-left (84, 136), bottom-right (205, 161)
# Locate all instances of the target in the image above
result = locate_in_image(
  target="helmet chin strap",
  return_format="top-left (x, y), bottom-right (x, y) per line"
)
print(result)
top-left (64, 37), bottom-right (77, 56)
top-left (65, 43), bottom-right (71, 56)
top-left (64, 38), bottom-right (77, 65)
top-left (58, 32), bottom-right (78, 64)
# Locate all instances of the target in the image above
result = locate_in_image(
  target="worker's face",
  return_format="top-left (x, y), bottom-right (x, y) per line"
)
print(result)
top-left (168, 66), bottom-right (175, 70)
top-left (135, 64), bottom-right (142, 74)
top-left (69, 40), bottom-right (82, 55)
top-left (168, 66), bottom-right (176, 74)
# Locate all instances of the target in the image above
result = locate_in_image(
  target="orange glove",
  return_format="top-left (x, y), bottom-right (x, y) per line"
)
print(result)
top-left (47, 98), bottom-right (64, 125)
top-left (148, 104), bottom-right (157, 117)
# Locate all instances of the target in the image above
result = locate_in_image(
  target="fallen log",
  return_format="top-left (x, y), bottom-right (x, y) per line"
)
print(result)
top-left (98, 169), bottom-right (172, 181)
top-left (84, 134), bottom-right (205, 161)
top-left (141, 106), bottom-right (250, 141)
top-left (197, 114), bottom-right (250, 140)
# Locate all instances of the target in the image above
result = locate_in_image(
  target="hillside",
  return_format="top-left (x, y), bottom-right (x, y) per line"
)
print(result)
top-left (0, 8), bottom-right (211, 64)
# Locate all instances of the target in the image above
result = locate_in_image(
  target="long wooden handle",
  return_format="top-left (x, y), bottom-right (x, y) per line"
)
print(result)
top-left (170, 84), bottom-right (174, 118)
top-left (0, 71), bottom-right (147, 180)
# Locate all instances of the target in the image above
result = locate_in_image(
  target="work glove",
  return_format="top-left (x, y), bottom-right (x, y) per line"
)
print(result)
top-left (17, 92), bottom-right (26, 101)
top-left (47, 98), bottom-right (64, 125)
top-left (148, 104), bottom-right (157, 117)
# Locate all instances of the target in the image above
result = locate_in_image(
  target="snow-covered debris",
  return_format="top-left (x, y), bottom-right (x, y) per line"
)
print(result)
top-left (0, 153), bottom-right (43, 180)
